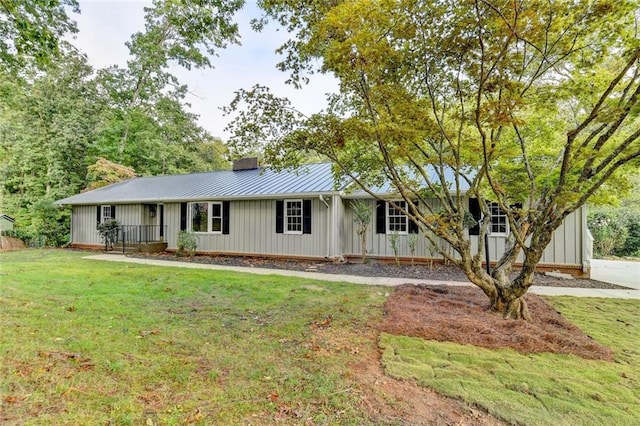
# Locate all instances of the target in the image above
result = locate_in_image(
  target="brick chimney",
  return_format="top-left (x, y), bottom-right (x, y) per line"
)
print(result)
top-left (232, 157), bottom-right (259, 171)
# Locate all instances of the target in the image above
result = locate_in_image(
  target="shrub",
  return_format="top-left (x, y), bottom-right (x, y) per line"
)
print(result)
top-left (29, 199), bottom-right (70, 246)
top-left (587, 207), bottom-right (639, 258)
top-left (177, 231), bottom-right (198, 257)
top-left (97, 219), bottom-right (121, 250)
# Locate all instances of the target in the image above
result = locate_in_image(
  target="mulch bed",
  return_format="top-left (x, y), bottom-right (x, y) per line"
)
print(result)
top-left (380, 284), bottom-right (614, 361)
top-left (130, 252), bottom-right (626, 289)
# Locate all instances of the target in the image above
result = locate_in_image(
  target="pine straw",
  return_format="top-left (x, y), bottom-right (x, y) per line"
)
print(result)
top-left (380, 284), bottom-right (613, 361)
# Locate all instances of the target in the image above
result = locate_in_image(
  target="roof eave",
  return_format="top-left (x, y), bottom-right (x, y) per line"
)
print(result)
top-left (55, 190), bottom-right (341, 206)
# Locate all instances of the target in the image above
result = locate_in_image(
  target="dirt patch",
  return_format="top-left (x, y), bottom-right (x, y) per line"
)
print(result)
top-left (0, 237), bottom-right (25, 252)
top-left (351, 340), bottom-right (504, 425)
top-left (380, 284), bottom-right (613, 361)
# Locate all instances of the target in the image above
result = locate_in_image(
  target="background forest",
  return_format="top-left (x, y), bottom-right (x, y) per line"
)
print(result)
top-left (0, 1), bottom-right (236, 245)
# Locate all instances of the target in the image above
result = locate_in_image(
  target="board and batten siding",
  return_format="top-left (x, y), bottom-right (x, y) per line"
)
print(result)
top-left (341, 198), bottom-right (440, 259)
top-left (468, 208), bottom-right (585, 266)
top-left (343, 198), bottom-right (585, 267)
top-left (71, 204), bottom-right (144, 245)
top-left (165, 199), bottom-right (331, 258)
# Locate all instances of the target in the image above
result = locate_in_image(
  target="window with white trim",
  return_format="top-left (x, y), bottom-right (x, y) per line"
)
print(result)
top-left (101, 205), bottom-right (113, 223)
top-left (285, 199), bottom-right (303, 234)
top-left (189, 201), bottom-right (223, 234)
top-left (387, 200), bottom-right (408, 234)
top-left (489, 202), bottom-right (508, 235)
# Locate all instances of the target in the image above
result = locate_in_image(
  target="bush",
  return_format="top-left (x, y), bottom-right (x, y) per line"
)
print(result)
top-left (97, 219), bottom-right (121, 249)
top-left (176, 231), bottom-right (198, 257)
top-left (588, 207), bottom-right (640, 258)
top-left (29, 199), bottom-right (70, 246)
top-left (619, 211), bottom-right (640, 257)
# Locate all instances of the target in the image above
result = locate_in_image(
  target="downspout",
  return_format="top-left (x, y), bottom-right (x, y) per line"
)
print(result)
top-left (319, 195), bottom-right (331, 258)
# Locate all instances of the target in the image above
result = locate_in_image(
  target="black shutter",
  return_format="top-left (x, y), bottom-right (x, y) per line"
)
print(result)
top-left (275, 200), bottom-right (284, 234)
top-left (96, 206), bottom-right (101, 225)
top-left (376, 200), bottom-right (386, 234)
top-left (180, 202), bottom-right (187, 231)
top-left (111, 205), bottom-right (116, 220)
top-left (469, 198), bottom-right (482, 235)
top-left (222, 201), bottom-right (230, 235)
top-left (303, 199), bottom-right (312, 234)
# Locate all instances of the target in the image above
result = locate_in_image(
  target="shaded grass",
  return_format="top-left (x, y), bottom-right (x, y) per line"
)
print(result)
top-left (0, 250), bottom-right (385, 425)
top-left (380, 296), bottom-right (640, 426)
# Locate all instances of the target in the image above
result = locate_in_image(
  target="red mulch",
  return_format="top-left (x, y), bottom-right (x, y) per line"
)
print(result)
top-left (380, 284), bottom-right (613, 361)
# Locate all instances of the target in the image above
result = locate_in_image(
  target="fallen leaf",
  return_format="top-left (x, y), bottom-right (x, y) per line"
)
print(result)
top-left (185, 408), bottom-right (203, 424)
top-left (3, 396), bottom-right (18, 404)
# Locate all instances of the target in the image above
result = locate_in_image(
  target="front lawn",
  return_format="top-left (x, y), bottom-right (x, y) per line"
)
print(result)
top-left (1, 249), bottom-right (638, 425)
top-left (0, 250), bottom-right (385, 424)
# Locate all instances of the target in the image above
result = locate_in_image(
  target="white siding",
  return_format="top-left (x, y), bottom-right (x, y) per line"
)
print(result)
top-left (71, 204), bottom-right (146, 245)
top-left (165, 199), bottom-right (330, 258)
top-left (72, 205), bottom-right (101, 245)
top-left (342, 199), bottom-right (441, 259)
top-left (343, 198), bottom-right (584, 266)
top-left (71, 198), bottom-right (585, 267)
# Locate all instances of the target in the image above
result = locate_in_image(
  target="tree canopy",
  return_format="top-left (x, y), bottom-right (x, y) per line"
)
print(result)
top-left (0, 0), bottom-right (79, 70)
top-left (0, 0), bottom-right (241, 243)
top-left (226, 0), bottom-right (640, 319)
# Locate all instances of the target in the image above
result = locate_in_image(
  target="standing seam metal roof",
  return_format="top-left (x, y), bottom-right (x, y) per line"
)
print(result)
top-left (55, 163), bottom-right (339, 205)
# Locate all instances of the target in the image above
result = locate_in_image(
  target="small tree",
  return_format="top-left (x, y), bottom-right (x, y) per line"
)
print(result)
top-left (351, 200), bottom-right (372, 262)
top-left (407, 233), bottom-right (418, 267)
top-left (176, 230), bottom-right (198, 257)
top-left (389, 231), bottom-right (400, 266)
top-left (97, 219), bottom-right (121, 251)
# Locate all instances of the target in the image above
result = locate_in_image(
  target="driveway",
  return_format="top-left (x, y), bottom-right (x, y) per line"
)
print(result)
top-left (590, 259), bottom-right (640, 290)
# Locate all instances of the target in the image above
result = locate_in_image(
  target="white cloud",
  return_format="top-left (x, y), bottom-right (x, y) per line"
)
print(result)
top-left (72, 1), bottom-right (338, 139)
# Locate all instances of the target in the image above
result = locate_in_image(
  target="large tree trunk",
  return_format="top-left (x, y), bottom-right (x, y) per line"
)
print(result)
top-left (488, 285), bottom-right (532, 321)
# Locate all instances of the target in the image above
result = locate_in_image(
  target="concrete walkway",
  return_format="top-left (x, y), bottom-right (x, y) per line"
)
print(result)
top-left (85, 254), bottom-right (640, 300)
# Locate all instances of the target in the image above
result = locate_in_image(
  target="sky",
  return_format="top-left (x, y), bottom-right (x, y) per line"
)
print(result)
top-left (70, 0), bottom-right (338, 139)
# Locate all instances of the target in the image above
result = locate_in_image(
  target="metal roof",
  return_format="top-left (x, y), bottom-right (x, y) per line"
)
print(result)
top-left (55, 163), bottom-right (338, 205)
top-left (55, 162), bottom-right (471, 206)
top-left (342, 165), bottom-right (471, 198)
top-left (0, 214), bottom-right (15, 222)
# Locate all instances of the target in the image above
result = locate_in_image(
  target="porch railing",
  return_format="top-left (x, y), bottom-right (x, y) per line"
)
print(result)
top-left (106, 225), bottom-right (167, 253)
top-left (120, 225), bottom-right (166, 244)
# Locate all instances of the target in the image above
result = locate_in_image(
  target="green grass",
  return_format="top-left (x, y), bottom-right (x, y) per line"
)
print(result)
top-left (0, 249), bottom-right (387, 425)
top-left (2, 249), bottom-right (639, 425)
top-left (380, 297), bottom-right (640, 426)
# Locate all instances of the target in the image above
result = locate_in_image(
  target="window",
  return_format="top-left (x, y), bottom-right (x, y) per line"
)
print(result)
top-left (189, 201), bottom-right (224, 234)
top-left (376, 200), bottom-right (418, 234)
top-left (387, 200), bottom-right (408, 234)
top-left (285, 200), bottom-right (303, 234)
top-left (190, 202), bottom-right (209, 232)
top-left (275, 199), bottom-right (311, 234)
top-left (489, 202), bottom-right (508, 235)
top-left (101, 205), bottom-right (113, 223)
